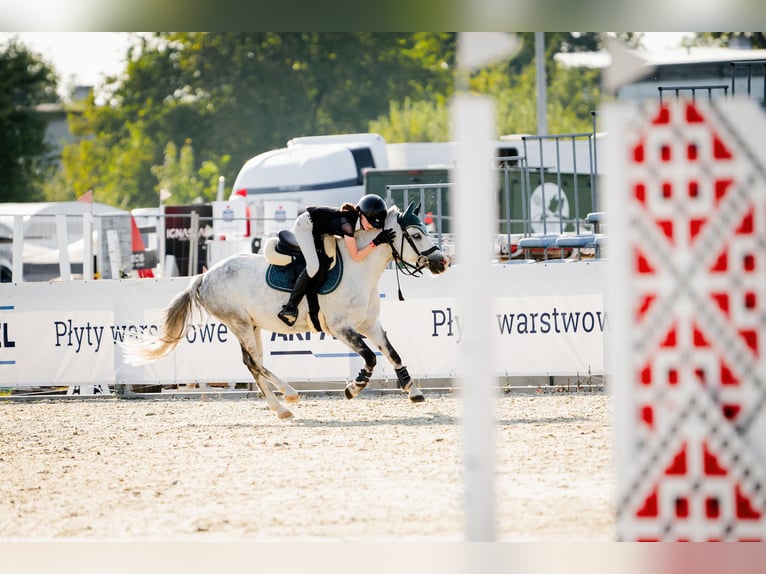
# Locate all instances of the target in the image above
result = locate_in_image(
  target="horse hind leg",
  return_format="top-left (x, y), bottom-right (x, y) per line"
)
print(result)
top-left (240, 343), bottom-right (293, 419)
top-left (251, 327), bottom-right (300, 404)
top-left (259, 364), bottom-right (300, 404)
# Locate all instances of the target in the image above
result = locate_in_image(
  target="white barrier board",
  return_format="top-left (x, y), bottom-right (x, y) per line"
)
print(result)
top-left (0, 261), bottom-right (605, 386)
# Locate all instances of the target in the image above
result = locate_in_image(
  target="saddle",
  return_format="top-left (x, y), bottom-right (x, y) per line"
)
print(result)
top-left (264, 231), bottom-right (343, 331)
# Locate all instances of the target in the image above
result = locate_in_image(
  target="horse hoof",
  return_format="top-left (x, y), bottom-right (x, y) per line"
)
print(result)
top-left (285, 393), bottom-right (300, 404)
top-left (278, 409), bottom-right (294, 419)
top-left (409, 390), bottom-right (425, 403)
top-left (344, 381), bottom-right (366, 400)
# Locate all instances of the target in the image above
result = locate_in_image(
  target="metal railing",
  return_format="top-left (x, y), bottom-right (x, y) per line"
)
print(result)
top-left (0, 211), bottom-right (133, 282)
top-left (730, 60), bottom-right (766, 107)
top-left (658, 84), bottom-right (730, 104)
top-left (521, 132), bottom-right (596, 236)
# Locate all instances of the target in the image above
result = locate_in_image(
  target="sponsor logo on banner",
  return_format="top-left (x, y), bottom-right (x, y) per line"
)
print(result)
top-left (0, 305), bottom-right (16, 366)
top-left (50, 319), bottom-right (230, 355)
top-left (431, 305), bottom-right (608, 340)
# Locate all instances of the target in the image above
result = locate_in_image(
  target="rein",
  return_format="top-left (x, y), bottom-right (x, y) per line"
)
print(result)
top-left (386, 224), bottom-right (438, 301)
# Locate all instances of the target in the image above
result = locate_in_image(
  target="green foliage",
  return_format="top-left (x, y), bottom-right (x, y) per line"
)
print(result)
top-left (375, 58), bottom-right (602, 140)
top-left (151, 140), bottom-right (230, 205)
top-left (374, 33), bottom-right (603, 141)
top-left (369, 97), bottom-right (450, 142)
top-left (57, 33), bottom-right (456, 209)
top-left (46, 32), bottom-right (605, 210)
top-left (547, 65), bottom-right (602, 133)
top-left (0, 38), bottom-right (59, 202)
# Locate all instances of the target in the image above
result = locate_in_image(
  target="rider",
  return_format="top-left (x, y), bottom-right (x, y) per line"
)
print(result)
top-left (277, 194), bottom-right (395, 326)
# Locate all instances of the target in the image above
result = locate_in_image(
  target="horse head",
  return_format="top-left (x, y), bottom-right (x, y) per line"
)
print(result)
top-left (388, 202), bottom-right (449, 275)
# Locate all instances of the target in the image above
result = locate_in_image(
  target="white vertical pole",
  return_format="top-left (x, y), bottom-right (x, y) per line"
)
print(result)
top-left (189, 211), bottom-right (199, 275)
top-left (55, 213), bottom-right (72, 281)
top-left (216, 176), bottom-right (226, 202)
top-left (82, 212), bottom-right (93, 280)
top-left (106, 229), bottom-right (121, 279)
top-left (452, 94), bottom-right (497, 542)
top-left (12, 215), bottom-right (24, 282)
top-left (157, 208), bottom-right (166, 277)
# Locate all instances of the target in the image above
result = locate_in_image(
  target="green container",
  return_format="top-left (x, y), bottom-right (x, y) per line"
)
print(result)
top-left (365, 168), bottom-right (452, 232)
top-left (500, 168), bottom-right (597, 235)
top-left (365, 167), bottom-right (597, 236)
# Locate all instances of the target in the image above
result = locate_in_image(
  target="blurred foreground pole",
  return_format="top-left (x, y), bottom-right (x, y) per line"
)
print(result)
top-left (453, 94), bottom-right (497, 541)
top-left (454, 31), bottom-right (517, 545)
top-left (535, 31), bottom-right (547, 135)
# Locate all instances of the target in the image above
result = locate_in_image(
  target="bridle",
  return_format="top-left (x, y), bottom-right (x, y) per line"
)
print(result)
top-left (390, 223), bottom-right (438, 278)
top-left (382, 206), bottom-right (440, 300)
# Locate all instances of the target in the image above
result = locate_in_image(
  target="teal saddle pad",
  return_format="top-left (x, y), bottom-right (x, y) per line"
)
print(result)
top-left (266, 254), bottom-right (343, 294)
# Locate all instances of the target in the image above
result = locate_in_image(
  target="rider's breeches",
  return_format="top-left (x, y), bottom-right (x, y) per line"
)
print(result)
top-left (294, 211), bottom-right (320, 277)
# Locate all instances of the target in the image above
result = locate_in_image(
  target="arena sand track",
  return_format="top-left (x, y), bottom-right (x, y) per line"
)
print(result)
top-left (0, 392), bottom-right (615, 541)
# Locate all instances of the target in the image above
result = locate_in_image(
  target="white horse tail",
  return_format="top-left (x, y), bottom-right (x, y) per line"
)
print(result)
top-left (122, 275), bottom-right (204, 365)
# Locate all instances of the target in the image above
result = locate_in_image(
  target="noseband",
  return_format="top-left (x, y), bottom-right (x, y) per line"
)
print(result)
top-left (392, 223), bottom-right (439, 275)
top-left (384, 221), bottom-right (440, 301)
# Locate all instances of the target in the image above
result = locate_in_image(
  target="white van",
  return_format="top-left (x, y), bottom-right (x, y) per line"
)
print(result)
top-left (231, 133), bottom-right (388, 235)
top-left (0, 221), bottom-right (12, 282)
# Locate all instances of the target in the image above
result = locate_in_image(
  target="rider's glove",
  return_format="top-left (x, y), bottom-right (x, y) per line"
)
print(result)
top-left (372, 228), bottom-right (395, 246)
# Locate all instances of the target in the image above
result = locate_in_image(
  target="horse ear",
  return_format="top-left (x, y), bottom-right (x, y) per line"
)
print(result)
top-left (403, 201), bottom-right (415, 218)
top-left (414, 202), bottom-right (421, 216)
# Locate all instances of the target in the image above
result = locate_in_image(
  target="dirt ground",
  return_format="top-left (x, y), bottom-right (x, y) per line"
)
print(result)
top-left (0, 390), bottom-right (615, 541)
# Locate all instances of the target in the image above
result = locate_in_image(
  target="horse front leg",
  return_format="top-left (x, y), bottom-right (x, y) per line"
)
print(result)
top-left (360, 322), bottom-right (425, 403)
top-left (333, 327), bottom-right (377, 400)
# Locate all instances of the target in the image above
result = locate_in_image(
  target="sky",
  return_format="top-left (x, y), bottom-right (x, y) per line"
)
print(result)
top-left (0, 32), bottom-right (694, 91)
top-left (0, 31), bottom-right (133, 88)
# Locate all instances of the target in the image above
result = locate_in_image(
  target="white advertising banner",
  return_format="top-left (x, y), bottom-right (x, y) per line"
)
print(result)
top-left (0, 261), bottom-right (606, 386)
top-left (374, 261), bottom-right (606, 379)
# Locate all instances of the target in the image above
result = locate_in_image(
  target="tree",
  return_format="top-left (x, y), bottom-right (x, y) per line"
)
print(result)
top-left (474, 59), bottom-right (601, 136)
top-left (369, 97), bottom-right (451, 142)
top-left (61, 33), bottom-right (456, 210)
top-left (374, 34), bottom-right (603, 140)
top-left (0, 37), bottom-right (59, 202)
top-left (151, 139), bottom-right (228, 205)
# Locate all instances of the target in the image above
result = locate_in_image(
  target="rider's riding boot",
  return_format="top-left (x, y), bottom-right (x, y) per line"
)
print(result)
top-left (278, 270), bottom-right (312, 326)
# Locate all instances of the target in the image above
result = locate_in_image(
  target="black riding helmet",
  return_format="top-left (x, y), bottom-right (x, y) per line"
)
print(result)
top-left (356, 194), bottom-right (387, 229)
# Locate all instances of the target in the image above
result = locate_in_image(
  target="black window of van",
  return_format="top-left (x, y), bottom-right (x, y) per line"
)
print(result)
top-left (350, 147), bottom-right (375, 184)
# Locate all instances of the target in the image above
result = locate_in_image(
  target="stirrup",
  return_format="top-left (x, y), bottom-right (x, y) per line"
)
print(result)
top-left (278, 306), bottom-right (298, 326)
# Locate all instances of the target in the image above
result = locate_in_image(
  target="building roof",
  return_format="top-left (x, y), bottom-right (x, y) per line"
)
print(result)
top-left (555, 47), bottom-right (766, 70)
